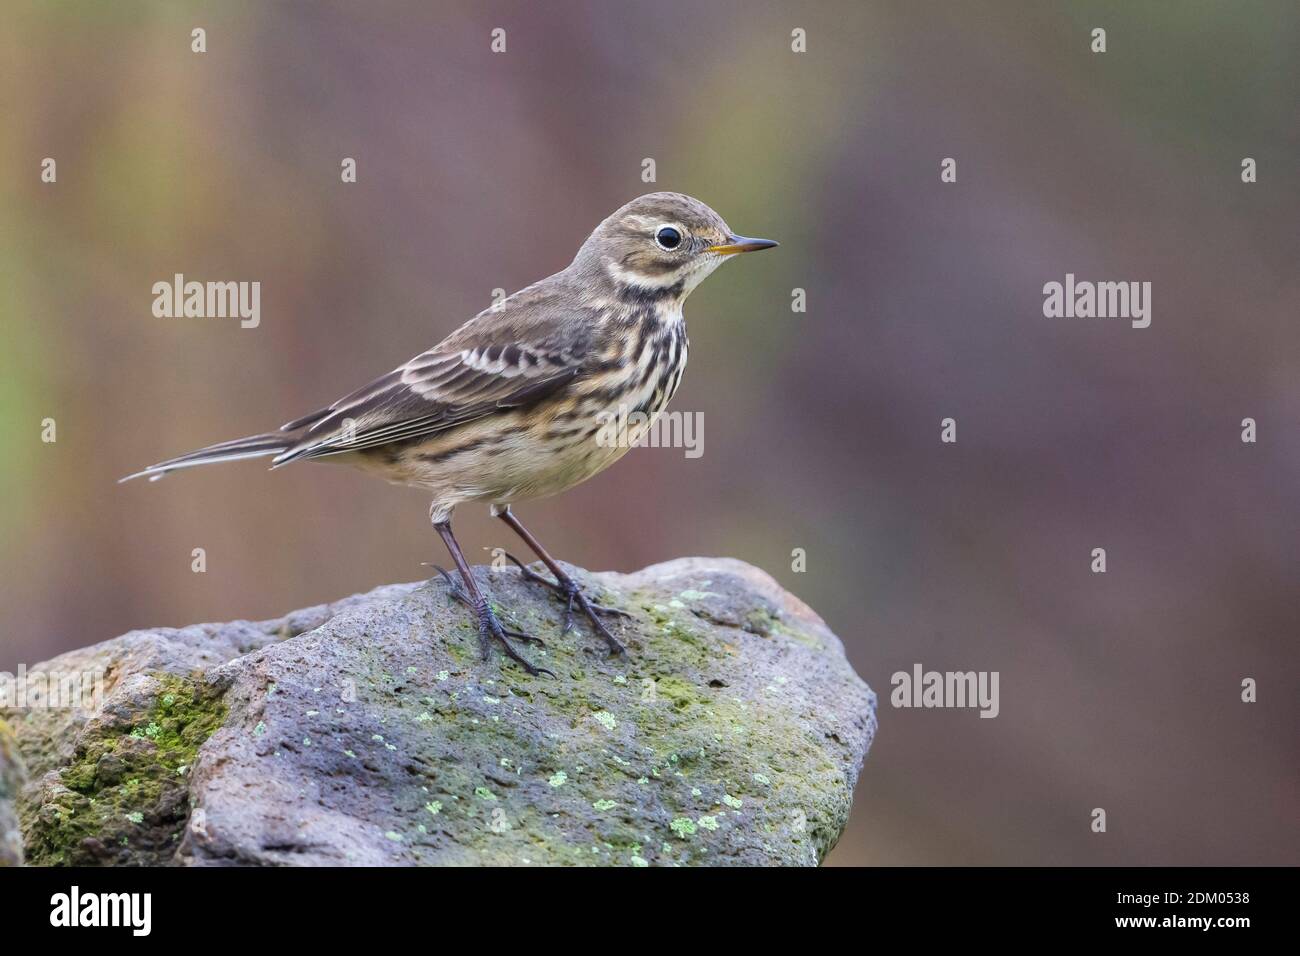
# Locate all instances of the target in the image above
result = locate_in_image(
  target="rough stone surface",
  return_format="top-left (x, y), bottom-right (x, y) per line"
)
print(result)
top-left (0, 720), bottom-right (24, 865)
top-left (5, 558), bottom-right (875, 866)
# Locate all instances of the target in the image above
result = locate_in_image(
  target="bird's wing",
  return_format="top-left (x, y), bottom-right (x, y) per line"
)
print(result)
top-left (272, 304), bottom-right (590, 467)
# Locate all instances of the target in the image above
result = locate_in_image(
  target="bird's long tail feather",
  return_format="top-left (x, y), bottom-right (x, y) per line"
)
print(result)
top-left (118, 433), bottom-right (289, 483)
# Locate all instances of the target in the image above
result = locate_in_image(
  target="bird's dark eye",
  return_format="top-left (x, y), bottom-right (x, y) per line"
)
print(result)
top-left (654, 226), bottom-right (682, 251)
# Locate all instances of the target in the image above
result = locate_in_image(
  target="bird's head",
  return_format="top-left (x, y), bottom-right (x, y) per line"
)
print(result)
top-left (574, 192), bottom-right (778, 301)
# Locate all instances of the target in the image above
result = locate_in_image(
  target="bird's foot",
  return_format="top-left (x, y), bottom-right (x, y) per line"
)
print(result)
top-left (502, 552), bottom-right (628, 655)
top-left (429, 566), bottom-right (552, 677)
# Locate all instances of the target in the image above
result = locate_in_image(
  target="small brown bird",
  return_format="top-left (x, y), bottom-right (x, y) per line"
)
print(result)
top-left (122, 192), bottom-right (777, 674)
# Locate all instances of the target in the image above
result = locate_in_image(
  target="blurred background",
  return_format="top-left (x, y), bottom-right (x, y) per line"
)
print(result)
top-left (1, 0), bottom-right (1297, 865)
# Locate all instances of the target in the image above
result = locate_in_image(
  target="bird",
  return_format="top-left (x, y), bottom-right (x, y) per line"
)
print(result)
top-left (121, 192), bottom-right (778, 675)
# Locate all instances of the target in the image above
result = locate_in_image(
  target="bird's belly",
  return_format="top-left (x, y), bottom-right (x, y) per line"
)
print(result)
top-left (363, 403), bottom-right (625, 504)
top-left (370, 341), bottom-right (687, 510)
top-left (503, 424), bottom-right (635, 499)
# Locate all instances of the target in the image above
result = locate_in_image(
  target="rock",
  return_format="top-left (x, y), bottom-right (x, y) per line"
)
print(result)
top-left (0, 720), bottom-right (24, 865)
top-left (5, 558), bottom-right (875, 866)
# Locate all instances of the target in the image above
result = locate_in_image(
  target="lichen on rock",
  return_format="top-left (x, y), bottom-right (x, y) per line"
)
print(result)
top-left (6, 558), bottom-right (875, 866)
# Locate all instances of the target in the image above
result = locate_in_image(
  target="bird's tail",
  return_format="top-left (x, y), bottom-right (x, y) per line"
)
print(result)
top-left (118, 432), bottom-right (289, 483)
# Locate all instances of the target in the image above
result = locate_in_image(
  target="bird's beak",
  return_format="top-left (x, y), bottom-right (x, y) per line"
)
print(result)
top-left (707, 234), bottom-right (780, 256)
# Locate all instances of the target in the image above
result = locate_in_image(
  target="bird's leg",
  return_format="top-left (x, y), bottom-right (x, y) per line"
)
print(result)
top-left (495, 507), bottom-right (628, 655)
top-left (501, 552), bottom-right (629, 621)
top-left (428, 566), bottom-right (545, 647)
top-left (432, 519), bottom-right (552, 677)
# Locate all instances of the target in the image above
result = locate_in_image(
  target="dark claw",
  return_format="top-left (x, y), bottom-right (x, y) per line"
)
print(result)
top-left (503, 553), bottom-right (626, 656)
top-left (500, 555), bottom-right (624, 618)
top-left (502, 627), bottom-right (545, 647)
top-left (428, 564), bottom-right (550, 675)
top-left (428, 564), bottom-right (470, 606)
top-left (587, 602), bottom-right (632, 620)
top-left (475, 601), bottom-right (551, 676)
top-left (574, 591), bottom-right (628, 657)
top-left (502, 551), bottom-right (555, 588)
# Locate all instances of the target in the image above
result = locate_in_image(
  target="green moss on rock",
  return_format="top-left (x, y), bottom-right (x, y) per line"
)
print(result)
top-left (22, 673), bottom-right (226, 866)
